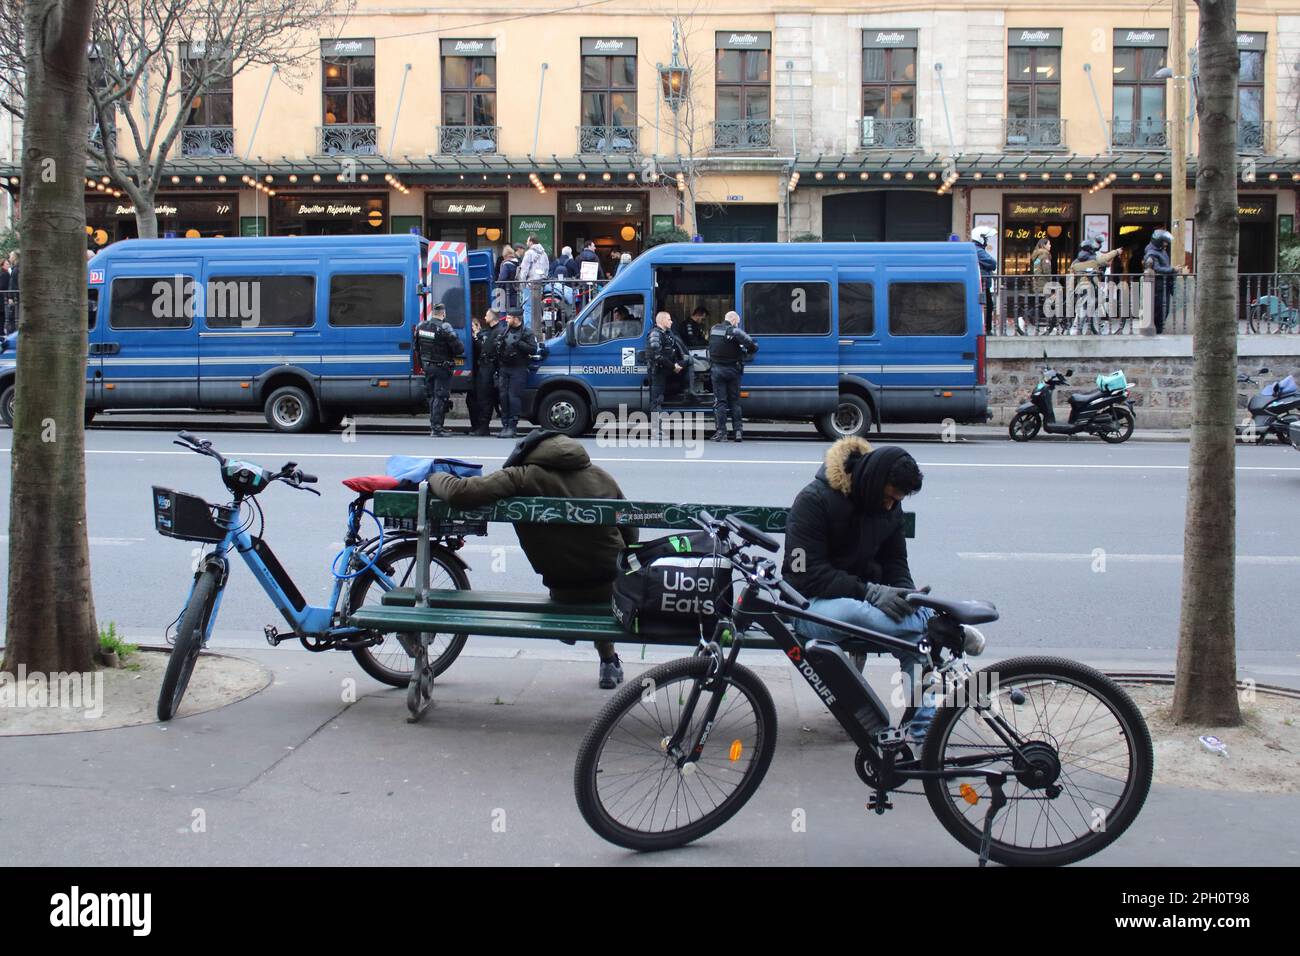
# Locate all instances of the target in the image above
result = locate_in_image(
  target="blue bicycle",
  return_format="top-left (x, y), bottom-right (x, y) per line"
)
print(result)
top-left (153, 432), bottom-right (476, 721)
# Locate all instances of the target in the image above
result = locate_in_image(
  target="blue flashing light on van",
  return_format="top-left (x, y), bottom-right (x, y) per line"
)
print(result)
top-left (0, 235), bottom-right (471, 431)
top-left (522, 241), bottom-right (989, 439)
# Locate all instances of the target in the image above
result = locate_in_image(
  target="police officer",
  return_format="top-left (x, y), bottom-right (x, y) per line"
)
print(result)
top-left (494, 309), bottom-right (538, 439)
top-left (469, 309), bottom-right (503, 435)
top-left (708, 310), bottom-right (757, 442)
top-left (414, 302), bottom-right (464, 437)
top-left (647, 311), bottom-right (687, 424)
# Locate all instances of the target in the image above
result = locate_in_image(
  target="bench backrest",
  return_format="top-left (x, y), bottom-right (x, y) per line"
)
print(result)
top-left (371, 490), bottom-right (916, 537)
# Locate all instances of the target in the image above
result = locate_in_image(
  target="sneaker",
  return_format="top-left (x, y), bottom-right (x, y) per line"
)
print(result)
top-left (498, 427), bottom-right (517, 439)
top-left (430, 427), bottom-right (449, 437)
top-left (599, 655), bottom-right (624, 690)
top-left (710, 432), bottom-right (729, 442)
top-left (732, 432), bottom-right (743, 443)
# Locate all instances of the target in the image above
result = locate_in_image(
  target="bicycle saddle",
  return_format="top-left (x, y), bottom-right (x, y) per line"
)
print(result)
top-left (906, 593), bottom-right (999, 624)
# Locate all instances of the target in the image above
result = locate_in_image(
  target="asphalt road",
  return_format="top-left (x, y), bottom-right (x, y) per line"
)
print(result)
top-left (2, 414), bottom-right (1298, 674)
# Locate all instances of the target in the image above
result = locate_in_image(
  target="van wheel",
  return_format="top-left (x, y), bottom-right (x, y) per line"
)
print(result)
top-left (1, 384), bottom-right (14, 428)
top-left (816, 394), bottom-right (872, 440)
top-left (265, 384), bottom-right (317, 433)
top-left (539, 389), bottom-right (590, 436)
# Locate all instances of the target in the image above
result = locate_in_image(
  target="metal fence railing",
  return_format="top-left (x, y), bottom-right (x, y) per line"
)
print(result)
top-left (1, 289), bottom-right (16, 335)
top-left (489, 277), bottom-right (613, 337)
top-left (983, 273), bottom-right (1300, 336)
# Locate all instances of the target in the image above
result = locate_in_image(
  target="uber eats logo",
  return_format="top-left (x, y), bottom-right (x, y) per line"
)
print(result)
top-left (658, 561), bottom-right (720, 615)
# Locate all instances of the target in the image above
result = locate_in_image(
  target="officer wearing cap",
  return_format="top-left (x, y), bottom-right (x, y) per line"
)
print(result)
top-left (414, 301), bottom-right (464, 437)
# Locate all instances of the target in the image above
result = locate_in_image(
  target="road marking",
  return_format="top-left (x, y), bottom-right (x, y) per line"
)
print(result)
top-left (3, 447), bottom-right (1300, 472)
top-left (959, 551), bottom-right (1300, 565)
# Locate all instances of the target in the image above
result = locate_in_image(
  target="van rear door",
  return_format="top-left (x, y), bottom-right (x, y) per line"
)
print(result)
top-left (879, 267), bottom-right (981, 422)
top-left (100, 257), bottom-right (201, 409)
top-left (734, 265), bottom-right (837, 419)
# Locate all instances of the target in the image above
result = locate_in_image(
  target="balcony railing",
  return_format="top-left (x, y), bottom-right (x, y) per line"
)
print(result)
top-left (578, 125), bottom-right (640, 154)
top-left (711, 118), bottom-right (773, 151)
top-left (859, 116), bottom-right (920, 150)
top-left (1239, 120), bottom-right (1273, 154)
top-left (437, 124), bottom-right (500, 154)
top-left (317, 124), bottom-right (380, 156)
top-left (181, 125), bottom-right (235, 157)
top-left (1110, 119), bottom-right (1169, 151)
top-left (1004, 117), bottom-right (1066, 151)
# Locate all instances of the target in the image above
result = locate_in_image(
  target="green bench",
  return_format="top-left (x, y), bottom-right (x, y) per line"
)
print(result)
top-left (359, 482), bottom-right (915, 721)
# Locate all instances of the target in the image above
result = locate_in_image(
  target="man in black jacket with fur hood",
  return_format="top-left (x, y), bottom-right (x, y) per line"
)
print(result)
top-left (781, 436), bottom-right (938, 739)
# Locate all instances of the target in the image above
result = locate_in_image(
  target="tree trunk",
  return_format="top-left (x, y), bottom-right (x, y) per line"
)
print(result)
top-left (1173, 0), bottom-right (1241, 725)
top-left (2, 0), bottom-right (98, 676)
top-left (134, 195), bottom-right (158, 239)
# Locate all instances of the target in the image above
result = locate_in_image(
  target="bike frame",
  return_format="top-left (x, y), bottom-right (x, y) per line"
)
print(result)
top-left (665, 577), bottom-right (1024, 790)
top-left (180, 496), bottom-right (400, 646)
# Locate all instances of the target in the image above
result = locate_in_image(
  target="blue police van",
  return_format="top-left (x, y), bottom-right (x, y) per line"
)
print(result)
top-left (0, 235), bottom-right (471, 431)
top-left (524, 241), bottom-right (989, 439)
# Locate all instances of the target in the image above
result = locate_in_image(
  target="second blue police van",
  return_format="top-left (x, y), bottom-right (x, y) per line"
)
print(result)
top-left (523, 241), bottom-right (989, 438)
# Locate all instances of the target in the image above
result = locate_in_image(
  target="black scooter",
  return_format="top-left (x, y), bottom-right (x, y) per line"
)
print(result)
top-left (1235, 367), bottom-right (1300, 445)
top-left (1009, 366), bottom-right (1136, 443)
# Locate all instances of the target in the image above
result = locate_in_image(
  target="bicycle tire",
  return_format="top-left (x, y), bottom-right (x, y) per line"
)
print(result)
top-left (348, 539), bottom-right (470, 687)
top-left (921, 655), bottom-right (1153, 867)
top-left (157, 568), bottom-right (220, 722)
top-left (574, 655), bottom-right (777, 852)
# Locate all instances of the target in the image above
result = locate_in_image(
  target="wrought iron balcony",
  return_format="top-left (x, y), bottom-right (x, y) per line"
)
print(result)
top-left (711, 118), bottom-right (773, 151)
top-left (317, 124), bottom-right (380, 156)
top-left (1004, 117), bottom-right (1066, 151)
top-left (859, 116), bottom-right (920, 150)
top-left (578, 125), bottom-right (640, 154)
top-left (1238, 120), bottom-right (1273, 154)
top-left (1110, 119), bottom-right (1169, 151)
top-left (181, 125), bottom-right (235, 157)
top-left (438, 124), bottom-right (500, 154)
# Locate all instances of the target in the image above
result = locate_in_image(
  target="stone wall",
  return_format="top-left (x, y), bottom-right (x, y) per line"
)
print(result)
top-left (987, 336), bottom-right (1300, 428)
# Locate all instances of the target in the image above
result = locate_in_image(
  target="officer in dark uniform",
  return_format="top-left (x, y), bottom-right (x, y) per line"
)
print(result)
top-left (469, 309), bottom-right (503, 435)
top-left (707, 309), bottom-right (758, 442)
top-left (494, 309), bottom-right (538, 439)
top-left (647, 310), bottom-right (687, 422)
top-left (414, 302), bottom-right (464, 437)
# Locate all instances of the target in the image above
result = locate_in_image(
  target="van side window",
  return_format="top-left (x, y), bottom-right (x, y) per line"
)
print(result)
top-left (87, 289), bottom-right (98, 330)
top-left (838, 282), bottom-right (874, 336)
top-left (329, 274), bottom-right (404, 327)
top-left (888, 282), bottom-right (966, 336)
top-left (109, 276), bottom-right (195, 330)
top-left (576, 294), bottom-right (644, 344)
top-left (742, 281), bottom-right (830, 335)
top-left (205, 275), bottom-right (316, 329)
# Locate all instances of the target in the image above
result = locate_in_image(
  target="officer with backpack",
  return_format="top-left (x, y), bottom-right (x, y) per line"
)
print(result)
top-left (707, 310), bottom-right (758, 442)
top-left (414, 302), bottom-right (464, 437)
top-left (494, 309), bottom-right (539, 439)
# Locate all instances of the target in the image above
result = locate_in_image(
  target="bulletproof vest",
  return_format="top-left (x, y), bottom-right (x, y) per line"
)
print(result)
top-left (708, 323), bottom-right (743, 364)
top-left (416, 319), bottom-right (456, 366)
top-left (498, 326), bottom-right (534, 366)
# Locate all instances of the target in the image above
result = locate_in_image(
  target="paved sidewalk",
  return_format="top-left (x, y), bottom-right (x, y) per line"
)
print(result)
top-left (2, 647), bottom-right (1297, 867)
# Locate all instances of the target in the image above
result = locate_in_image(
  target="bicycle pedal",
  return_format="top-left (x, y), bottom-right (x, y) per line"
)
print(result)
top-left (264, 625), bottom-right (281, 646)
top-left (866, 796), bottom-right (893, 814)
top-left (876, 727), bottom-right (905, 748)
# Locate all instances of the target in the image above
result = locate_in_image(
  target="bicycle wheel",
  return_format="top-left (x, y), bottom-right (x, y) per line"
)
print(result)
top-left (157, 568), bottom-right (220, 721)
top-left (921, 656), bottom-right (1153, 867)
top-left (348, 539), bottom-right (470, 687)
top-left (574, 655), bottom-right (777, 852)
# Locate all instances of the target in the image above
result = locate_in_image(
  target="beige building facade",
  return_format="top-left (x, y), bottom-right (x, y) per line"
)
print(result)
top-left (3, 1), bottom-right (1297, 273)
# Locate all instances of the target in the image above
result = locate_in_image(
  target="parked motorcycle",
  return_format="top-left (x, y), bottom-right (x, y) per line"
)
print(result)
top-left (1235, 367), bottom-right (1300, 445)
top-left (1009, 367), bottom-right (1136, 443)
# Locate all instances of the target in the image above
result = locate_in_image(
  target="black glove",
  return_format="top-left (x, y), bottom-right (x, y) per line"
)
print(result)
top-left (863, 583), bottom-right (915, 623)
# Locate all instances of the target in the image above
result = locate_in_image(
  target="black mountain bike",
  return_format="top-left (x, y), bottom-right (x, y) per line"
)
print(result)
top-left (574, 513), bottom-right (1154, 866)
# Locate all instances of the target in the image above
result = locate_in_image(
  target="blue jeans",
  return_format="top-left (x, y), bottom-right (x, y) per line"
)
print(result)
top-left (795, 597), bottom-right (936, 731)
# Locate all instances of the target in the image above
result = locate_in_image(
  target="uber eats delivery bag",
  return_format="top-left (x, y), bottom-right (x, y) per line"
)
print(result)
top-left (611, 531), bottom-right (734, 635)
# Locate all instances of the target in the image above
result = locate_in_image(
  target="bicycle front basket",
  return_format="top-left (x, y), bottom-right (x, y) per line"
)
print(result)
top-left (151, 486), bottom-right (229, 543)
